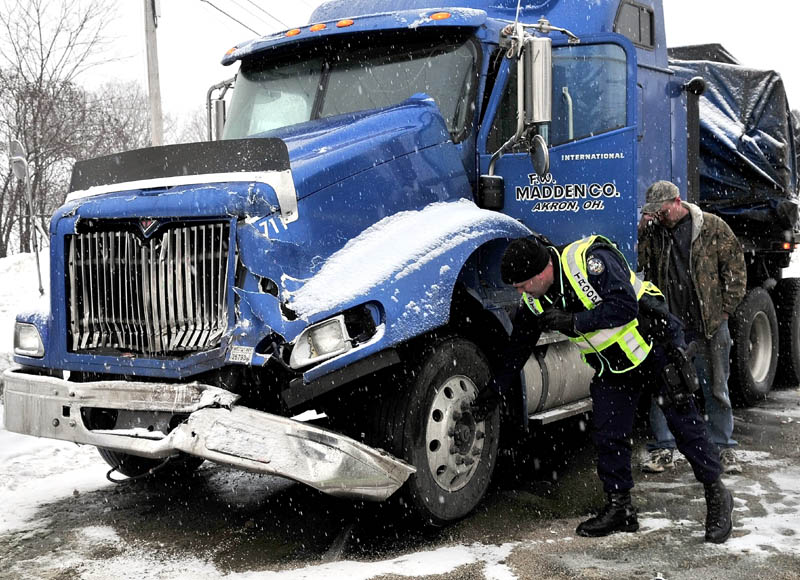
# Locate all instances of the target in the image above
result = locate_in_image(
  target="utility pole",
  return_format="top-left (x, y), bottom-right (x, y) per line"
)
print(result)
top-left (144, 0), bottom-right (164, 146)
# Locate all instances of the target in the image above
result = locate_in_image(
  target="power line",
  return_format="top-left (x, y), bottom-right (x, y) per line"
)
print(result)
top-left (199, 0), bottom-right (261, 35)
top-left (240, 0), bottom-right (288, 29)
top-left (226, 0), bottom-right (280, 31)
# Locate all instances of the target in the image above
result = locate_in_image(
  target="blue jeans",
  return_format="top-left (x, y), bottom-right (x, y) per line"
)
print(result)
top-left (647, 319), bottom-right (737, 451)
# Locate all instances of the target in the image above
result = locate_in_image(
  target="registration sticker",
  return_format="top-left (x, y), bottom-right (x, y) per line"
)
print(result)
top-left (229, 346), bottom-right (254, 364)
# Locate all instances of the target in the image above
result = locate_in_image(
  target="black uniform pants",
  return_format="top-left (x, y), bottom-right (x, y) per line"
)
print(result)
top-left (590, 357), bottom-right (723, 494)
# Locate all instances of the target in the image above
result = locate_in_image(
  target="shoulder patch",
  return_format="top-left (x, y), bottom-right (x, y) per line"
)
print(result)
top-left (587, 255), bottom-right (605, 275)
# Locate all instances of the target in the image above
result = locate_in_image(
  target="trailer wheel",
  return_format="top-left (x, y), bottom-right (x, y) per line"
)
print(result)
top-left (729, 287), bottom-right (779, 406)
top-left (376, 337), bottom-right (499, 525)
top-left (97, 448), bottom-right (204, 479)
top-left (772, 278), bottom-right (800, 387)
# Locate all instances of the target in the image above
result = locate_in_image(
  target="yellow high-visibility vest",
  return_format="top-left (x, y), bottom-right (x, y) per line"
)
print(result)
top-left (525, 235), bottom-right (663, 374)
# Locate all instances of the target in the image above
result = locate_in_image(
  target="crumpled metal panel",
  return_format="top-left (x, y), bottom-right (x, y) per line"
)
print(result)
top-left (2, 368), bottom-right (414, 501)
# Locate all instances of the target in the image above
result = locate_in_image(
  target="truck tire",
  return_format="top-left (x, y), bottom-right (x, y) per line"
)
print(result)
top-left (97, 448), bottom-right (204, 479)
top-left (772, 278), bottom-right (800, 387)
top-left (729, 287), bottom-right (779, 406)
top-left (375, 337), bottom-right (499, 525)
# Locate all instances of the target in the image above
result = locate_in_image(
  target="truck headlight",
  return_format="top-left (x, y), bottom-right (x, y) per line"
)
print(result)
top-left (14, 322), bottom-right (45, 357)
top-left (290, 315), bottom-right (351, 369)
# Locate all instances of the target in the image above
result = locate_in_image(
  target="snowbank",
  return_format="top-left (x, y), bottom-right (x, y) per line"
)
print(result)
top-left (0, 251), bottom-right (49, 379)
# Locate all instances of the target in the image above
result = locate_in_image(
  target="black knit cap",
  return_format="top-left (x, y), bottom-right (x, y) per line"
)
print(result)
top-left (501, 236), bottom-right (550, 284)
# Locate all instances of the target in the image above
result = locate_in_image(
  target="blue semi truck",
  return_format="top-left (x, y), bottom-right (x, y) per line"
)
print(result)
top-left (5, 0), bottom-right (799, 524)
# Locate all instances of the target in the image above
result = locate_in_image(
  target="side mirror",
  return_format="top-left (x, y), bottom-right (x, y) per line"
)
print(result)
top-left (212, 99), bottom-right (226, 141)
top-left (530, 134), bottom-right (550, 177)
top-left (523, 36), bottom-right (552, 125)
top-left (8, 138), bottom-right (44, 295)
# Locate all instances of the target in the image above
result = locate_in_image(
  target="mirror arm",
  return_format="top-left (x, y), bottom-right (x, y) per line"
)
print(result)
top-left (523, 18), bottom-right (580, 44)
top-left (206, 77), bottom-right (235, 141)
top-left (562, 86), bottom-right (574, 141)
top-left (488, 41), bottom-right (529, 176)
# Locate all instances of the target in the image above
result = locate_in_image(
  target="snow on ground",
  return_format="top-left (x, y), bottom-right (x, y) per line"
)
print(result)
top-left (0, 250), bottom-right (49, 371)
top-left (637, 448), bottom-right (800, 557)
top-left (53, 541), bottom-right (522, 580)
top-left (0, 402), bottom-right (110, 533)
top-left (725, 465), bottom-right (800, 556)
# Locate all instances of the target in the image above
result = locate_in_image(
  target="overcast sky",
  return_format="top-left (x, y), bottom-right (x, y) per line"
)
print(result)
top-left (89, 1), bottom-right (800, 119)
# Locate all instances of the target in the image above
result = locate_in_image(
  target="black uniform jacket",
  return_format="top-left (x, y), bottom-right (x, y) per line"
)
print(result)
top-left (493, 241), bottom-right (680, 396)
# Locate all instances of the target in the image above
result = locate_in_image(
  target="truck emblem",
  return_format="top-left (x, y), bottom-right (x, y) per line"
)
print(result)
top-left (139, 219), bottom-right (159, 237)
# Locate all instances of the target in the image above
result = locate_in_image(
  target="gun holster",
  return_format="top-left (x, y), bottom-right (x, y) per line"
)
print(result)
top-left (659, 342), bottom-right (699, 410)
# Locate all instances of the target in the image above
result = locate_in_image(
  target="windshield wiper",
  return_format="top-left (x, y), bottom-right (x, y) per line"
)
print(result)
top-left (310, 61), bottom-right (330, 120)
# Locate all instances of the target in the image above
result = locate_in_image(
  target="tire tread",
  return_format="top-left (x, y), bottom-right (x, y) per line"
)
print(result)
top-left (729, 287), bottom-right (779, 406)
top-left (772, 278), bottom-right (800, 387)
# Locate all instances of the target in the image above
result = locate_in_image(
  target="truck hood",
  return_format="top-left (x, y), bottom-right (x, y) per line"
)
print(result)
top-left (253, 94), bottom-right (453, 199)
top-left (59, 95), bottom-right (452, 222)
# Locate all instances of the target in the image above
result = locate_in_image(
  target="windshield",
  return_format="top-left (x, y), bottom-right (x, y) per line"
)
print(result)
top-left (223, 32), bottom-right (478, 141)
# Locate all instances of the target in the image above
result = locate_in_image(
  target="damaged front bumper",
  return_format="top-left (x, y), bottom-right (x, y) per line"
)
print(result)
top-left (2, 368), bottom-right (414, 501)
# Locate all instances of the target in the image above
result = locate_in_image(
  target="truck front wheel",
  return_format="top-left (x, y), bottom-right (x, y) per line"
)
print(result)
top-left (376, 337), bottom-right (499, 525)
top-left (729, 287), bottom-right (779, 406)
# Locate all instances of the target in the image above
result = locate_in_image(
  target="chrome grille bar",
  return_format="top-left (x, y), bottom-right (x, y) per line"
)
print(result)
top-left (66, 222), bottom-right (230, 356)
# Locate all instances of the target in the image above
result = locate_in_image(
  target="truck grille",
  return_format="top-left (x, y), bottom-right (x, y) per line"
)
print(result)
top-left (66, 222), bottom-right (231, 356)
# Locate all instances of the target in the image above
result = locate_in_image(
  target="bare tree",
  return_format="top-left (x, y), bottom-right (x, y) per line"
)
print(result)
top-left (0, 0), bottom-right (114, 257)
top-left (0, 1), bottom-right (211, 258)
top-left (86, 81), bottom-right (152, 155)
top-left (170, 106), bottom-right (208, 145)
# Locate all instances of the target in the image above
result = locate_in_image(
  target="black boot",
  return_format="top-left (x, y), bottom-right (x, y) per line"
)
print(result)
top-left (576, 492), bottom-right (639, 537)
top-left (704, 478), bottom-right (733, 543)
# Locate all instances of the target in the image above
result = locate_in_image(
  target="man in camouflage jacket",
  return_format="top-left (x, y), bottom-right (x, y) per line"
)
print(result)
top-left (637, 181), bottom-right (747, 474)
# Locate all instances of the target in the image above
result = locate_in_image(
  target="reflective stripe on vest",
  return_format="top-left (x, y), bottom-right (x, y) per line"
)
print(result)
top-left (524, 236), bottom-right (662, 373)
top-left (525, 292), bottom-right (544, 315)
top-left (562, 235), bottom-right (658, 305)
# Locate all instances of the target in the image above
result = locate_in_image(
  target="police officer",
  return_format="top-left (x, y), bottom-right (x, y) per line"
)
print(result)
top-left (480, 235), bottom-right (734, 543)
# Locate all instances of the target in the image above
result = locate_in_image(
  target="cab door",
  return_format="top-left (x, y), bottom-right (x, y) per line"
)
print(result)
top-left (478, 39), bottom-right (639, 265)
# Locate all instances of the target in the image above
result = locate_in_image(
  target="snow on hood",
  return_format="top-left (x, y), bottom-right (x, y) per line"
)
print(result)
top-left (284, 199), bottom-right (523, 319)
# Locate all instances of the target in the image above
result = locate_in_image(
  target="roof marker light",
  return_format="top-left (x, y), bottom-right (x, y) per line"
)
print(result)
top-left (336, 19), bottom-right (354, 28)
top-left (431, 12), bottom-right (452, 20)
top-left (310, 23), bottom-right (326, 32)
top-left (286, 28), bottom-right (301, 37)
top-left (225, 46), bottom-right (238, 56)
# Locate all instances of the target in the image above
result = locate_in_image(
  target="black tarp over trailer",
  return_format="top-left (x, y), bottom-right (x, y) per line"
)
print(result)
top-left (669, 46), bottom-right (800, 239)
